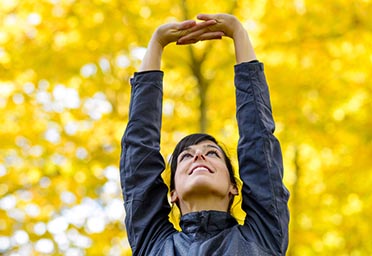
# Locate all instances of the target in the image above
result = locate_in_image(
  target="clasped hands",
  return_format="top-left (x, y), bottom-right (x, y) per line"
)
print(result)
top-left (153, 13), bottom-right (243, 48)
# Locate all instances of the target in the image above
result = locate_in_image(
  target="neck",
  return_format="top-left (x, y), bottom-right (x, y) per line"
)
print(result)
top-left (178, 194), bottom-right (230, 215)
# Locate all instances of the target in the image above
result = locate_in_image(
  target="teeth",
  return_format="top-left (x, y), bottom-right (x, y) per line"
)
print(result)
top-left (194, 167), bottom-right (208, 172)
top-left (191, 167), bottom-right (211, 174)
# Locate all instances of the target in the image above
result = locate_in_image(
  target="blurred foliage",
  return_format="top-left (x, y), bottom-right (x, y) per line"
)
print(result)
top-left (0, 0), bottom-right (371, 255)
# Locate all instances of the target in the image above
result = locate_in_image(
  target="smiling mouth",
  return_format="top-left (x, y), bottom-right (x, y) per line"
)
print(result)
top-left (189, 165), bottom-right (214, 175)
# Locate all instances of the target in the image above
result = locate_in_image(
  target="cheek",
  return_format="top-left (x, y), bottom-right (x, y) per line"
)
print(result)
top-left (174, 165), bottom-right (186, 184)
top-left (175, 160), bottom-right (190, 174)
top-left (215, 162), bottom-right (231, 180)
top-left (212, 159), bottom-right (229, 172)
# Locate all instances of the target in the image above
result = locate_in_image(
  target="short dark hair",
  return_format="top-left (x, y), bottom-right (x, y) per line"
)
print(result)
top-left (169, 133), bottom-right (236, 191)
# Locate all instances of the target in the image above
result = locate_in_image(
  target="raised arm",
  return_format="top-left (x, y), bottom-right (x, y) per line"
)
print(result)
top-left (181, 14), bottom-right (290, 255)
top-left (231, 19), bottom-right (289, 255)
top-left (120, 19), bottom-right (223, 255)
top-left (234, 61), bottom-right (289, 255)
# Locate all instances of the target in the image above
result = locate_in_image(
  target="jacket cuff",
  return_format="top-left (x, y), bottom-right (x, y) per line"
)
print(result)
top-left (130, 70), bottom-right (164, 86)
top-left (234, 61), bottom-right (264, 73)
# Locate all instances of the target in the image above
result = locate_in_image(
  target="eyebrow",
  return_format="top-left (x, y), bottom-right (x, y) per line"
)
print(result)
top-left (182, 144), bottom-right (222, 152)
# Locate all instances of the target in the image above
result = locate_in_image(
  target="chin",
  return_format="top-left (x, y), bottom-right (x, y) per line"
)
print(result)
top-left (184, 182), bottom-right (227, 196)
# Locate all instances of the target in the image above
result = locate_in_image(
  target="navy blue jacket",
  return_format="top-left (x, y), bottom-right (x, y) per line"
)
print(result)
top-left (120, 62), bottom-right (289, 255)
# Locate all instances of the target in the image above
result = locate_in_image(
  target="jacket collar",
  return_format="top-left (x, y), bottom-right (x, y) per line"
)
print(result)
top-left (180, 210), bottom-right (238, 235)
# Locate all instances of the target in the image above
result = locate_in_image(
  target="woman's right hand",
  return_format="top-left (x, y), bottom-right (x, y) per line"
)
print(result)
top-left (176, 14), bottom-right (245, 44)
top-left (196, 13), bottom-right (244, 39)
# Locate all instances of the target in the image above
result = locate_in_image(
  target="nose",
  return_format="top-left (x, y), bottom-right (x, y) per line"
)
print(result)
top-left (194, 150), bottom-right (205, 161)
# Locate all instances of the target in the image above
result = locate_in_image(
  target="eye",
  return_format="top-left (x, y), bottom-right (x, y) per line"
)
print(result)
top-left (179, 152), bottom-right (193, 162)
top-left (206, 150), bottom-right (220, 158)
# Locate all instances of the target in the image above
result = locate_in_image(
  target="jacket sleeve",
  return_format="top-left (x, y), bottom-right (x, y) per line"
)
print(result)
top-left (120, 71), bottom-right (175, 255)
top-left (235, 62), bottom-right (290, 255)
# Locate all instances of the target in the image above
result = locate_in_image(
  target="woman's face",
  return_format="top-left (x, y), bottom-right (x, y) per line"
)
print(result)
top-left (171, 140), bottom-right (237, 205)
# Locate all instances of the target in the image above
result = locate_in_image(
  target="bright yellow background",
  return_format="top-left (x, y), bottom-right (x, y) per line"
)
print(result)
top-left (1, 0), bottom-right (371, 255)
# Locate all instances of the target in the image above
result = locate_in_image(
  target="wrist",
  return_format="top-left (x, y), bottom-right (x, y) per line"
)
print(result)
top-left (232, 23), bottom-right (247, 41)
top-left (138, 37), bottom-right (163, 72)
top-left (232, 25), bottom-right (256, 64)
top-left (150, 31), bottom-right (165, 49)
top-left (152, 28), bottom-right (172, 49)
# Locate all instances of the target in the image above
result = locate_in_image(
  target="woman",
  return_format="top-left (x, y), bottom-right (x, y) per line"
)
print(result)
top-left (120, 13), bottom-right (289, 255)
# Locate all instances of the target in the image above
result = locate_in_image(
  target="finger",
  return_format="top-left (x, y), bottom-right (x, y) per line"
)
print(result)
top-left (177, 31), bottom-right (224, 44)
top-left (176, 21), bottom-right (214, 41)
top-left (176, 33), bottom-right (223, 45)
top-left (199, 31), bottom-right (225, 41)
top-left (176, 37), bottom-right (199, 45)
top-left (178, 27), bottom-right (221, 43)
top-left (196, 13), bottom-right (216, 21)
top-left (177, 30), bottom-right (204, 43)
top-left (181, 23), bottom-right (217, 39)
top-left (178, 20), bottom-right (197, 30)
top-left (187, 20), bottom-right (216, 32)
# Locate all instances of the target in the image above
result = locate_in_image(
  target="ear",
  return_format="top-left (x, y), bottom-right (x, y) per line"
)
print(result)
top-left (229, 184), bottom-right (239, 196)
top-left (170, 190), bottom-right (179, 203)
